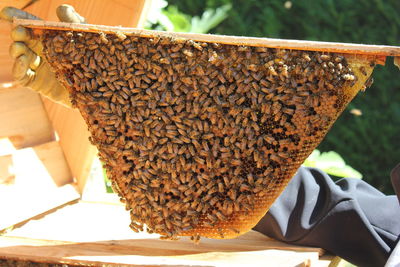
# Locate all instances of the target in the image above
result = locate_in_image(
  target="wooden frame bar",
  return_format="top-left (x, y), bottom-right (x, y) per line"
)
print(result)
top-left (15, 19), bottom-right (400, 57)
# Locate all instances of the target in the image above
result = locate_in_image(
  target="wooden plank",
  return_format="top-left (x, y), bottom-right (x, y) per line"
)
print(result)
top-left (317, 255), bottom-right (336, 267)
top-left (22, 0), bottom-right (150, 28)
top-left (15, 19), bottom-right (400, 57)
top-left (5, 201), bottom-right (319, 252)
top-left (2, 201), bottom-right (324, 267)
top-left (0, 21), bottom-right (13, 82)
top-left (131, 0), bottom-right (154, 29)
top-left (41, 98), bottom-right (97, 194)
top-left (0, 238), bottom-right (319, 267)
top-left (0, 184), bottom-right (79, 232)
top-left (0, 140), bottom-right (76, 231)
top-left (0, 154), bottom-right (14, 185)
top-left (0, 85), bottom-right (54, 153)
top-left (11, 140), bottom-right (73, 186)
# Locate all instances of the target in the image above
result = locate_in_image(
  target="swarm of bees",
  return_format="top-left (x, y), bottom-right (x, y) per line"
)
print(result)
top-left (42, 30), bottom-right (360, 240)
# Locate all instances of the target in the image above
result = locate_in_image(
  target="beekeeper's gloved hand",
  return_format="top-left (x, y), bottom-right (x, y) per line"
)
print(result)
top-left (0, 5), bottom-right (86, 108)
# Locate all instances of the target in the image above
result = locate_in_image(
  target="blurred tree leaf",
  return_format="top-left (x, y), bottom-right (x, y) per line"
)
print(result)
top-left (144, 0), bottom-right (169, 28)
top-left (190, 4), bottom-right (231, 33)
top-left (103, 167), bottom-right (113, 193)
top-left (146, 2), bottom-right (230, 34)
top-left (303, 150), bottom-right (363, 179)
top-left (162, 6), bottom-right (191, 32)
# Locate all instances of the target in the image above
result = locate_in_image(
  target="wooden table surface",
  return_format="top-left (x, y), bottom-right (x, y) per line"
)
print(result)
top-left (0, 200), bottom-right (333, 267)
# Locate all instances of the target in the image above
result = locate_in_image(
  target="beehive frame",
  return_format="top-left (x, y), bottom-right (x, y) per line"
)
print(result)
top-left (15, 18), bottom-right (400, 240)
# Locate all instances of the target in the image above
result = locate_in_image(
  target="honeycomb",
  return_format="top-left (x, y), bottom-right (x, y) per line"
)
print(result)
top-left (41, 30), bottom-right (375, 241)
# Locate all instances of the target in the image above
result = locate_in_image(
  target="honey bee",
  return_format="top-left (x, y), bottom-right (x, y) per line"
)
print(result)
top-left (362, 77), bottom-right (374, 92)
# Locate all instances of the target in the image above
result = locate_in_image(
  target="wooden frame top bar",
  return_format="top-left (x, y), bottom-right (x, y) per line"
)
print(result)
top-left (15, 18), bottom-right (400, 57)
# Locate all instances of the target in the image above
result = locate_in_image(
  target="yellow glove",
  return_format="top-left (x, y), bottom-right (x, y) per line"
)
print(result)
top-left (0, 5), bottom-right (86, 108)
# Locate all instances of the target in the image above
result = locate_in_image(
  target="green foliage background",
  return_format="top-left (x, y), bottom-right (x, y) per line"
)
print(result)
top-left (167, 0), bottom-right (400, 193)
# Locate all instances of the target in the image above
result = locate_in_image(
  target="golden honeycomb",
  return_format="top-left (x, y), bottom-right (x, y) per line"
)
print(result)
top-left (41, 30), bottom-right (375, 240)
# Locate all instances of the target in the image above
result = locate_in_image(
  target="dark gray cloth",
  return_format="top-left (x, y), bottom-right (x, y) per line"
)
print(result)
top-left (253, 165), bottom-right (400, 267)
